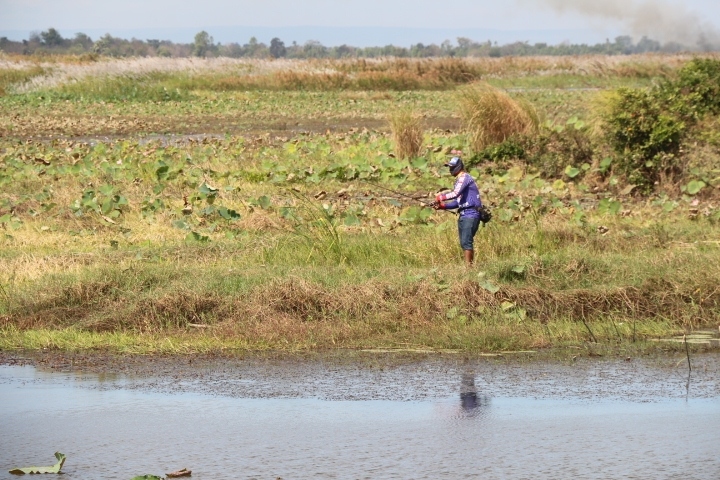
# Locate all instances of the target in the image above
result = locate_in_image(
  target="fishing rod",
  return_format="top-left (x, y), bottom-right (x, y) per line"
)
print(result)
top-left (359, 179), bottom-right (456, 214)
top-left (360, 178), bottom-right (431, 204)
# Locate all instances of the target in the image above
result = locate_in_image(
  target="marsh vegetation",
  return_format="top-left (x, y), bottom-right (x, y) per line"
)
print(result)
top-left (0, 54), bottom-right (718, 354)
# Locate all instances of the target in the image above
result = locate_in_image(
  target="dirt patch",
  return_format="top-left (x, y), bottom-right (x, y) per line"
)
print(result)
top-left (1, 114), bottom-right (461, 140)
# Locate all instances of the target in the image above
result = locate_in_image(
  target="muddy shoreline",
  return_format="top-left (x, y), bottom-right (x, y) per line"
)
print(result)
top-left (2, 349), bottom-right (718, 402)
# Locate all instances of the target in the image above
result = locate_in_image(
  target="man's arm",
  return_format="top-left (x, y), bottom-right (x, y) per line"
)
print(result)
top-left (433, 198), bottom-right (460, 210)
top-left (436, 173), bottom-right (469, 202)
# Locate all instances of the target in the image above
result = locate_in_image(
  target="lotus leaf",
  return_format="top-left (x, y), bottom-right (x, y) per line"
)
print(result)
top-left (9, 452), bottom-right (65, 475)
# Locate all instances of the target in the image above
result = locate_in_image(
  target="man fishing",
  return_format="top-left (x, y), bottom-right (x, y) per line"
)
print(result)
top-left (432, 155), bottom-right (485, 266)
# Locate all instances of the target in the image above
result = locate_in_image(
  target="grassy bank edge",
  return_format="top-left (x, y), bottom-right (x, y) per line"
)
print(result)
top-left (0, 320), bottom-right (703, 357)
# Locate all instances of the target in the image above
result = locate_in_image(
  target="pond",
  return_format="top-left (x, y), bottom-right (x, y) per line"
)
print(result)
top-left (1, 353), bottom-right (718, 479)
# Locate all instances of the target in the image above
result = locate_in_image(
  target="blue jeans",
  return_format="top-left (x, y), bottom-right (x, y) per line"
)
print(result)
top-left (458, 216), bottom-right (481, 251)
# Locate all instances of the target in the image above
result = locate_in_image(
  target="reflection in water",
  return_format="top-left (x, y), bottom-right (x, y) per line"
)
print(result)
top-left (459, 373), bottom-right (490, 416)
top-left (1, 365), bottom-right (719, 480)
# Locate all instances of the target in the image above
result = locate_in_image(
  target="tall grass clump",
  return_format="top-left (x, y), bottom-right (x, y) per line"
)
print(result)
top-left (388, 109), bottom-right (424, 159)
top-left (457, 82), bottom-right (539, 152)
top-left (52, 73), bottom-right (188, 102)
top-left (0, 65), bottom-right (46, 96)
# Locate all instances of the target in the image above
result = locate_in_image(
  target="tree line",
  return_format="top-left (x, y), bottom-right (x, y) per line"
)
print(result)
top-left (0, 27), bottom-right (711, 59)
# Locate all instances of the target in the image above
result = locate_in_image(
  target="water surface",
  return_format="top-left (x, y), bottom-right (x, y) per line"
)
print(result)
top-left (1, 355), bottom-right (718, 479)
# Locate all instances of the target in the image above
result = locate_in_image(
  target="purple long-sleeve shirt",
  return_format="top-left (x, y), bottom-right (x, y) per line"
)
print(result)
top-left (437, 172), bottom-right (483, 218)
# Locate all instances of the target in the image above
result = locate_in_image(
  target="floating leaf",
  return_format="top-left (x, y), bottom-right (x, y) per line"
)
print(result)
top-left (343, 213), bottom-right (361, 226)
top-left (552, 179), bottom-right (566, 190)
top-left (198, 182), bottom-right (219, 196)
top-left (155, 164), bottom-right (170, 181)
top-left (597, 199), bottom-right (622, 215)
top-left (9, 452), bottom-right (65, 475)
top-left (501, 301), bottom-right (516, 311)
top-left (166, 468), bottom-right (192, 478)
top-left (685, 180), bottom-right (706, 195)
top-left (257, 195), bottom-right (271, 209)
top-left (599, 157), bottom-right (613, 173)
top-left (217, 207), bottom-right (241, 220)
top-left (101, 198), bottom-right (115, 214)
top-left (564, 165), bottom-right (580, 179)
top-left (98, 184), bottom-right (115, 196)
top-left (478, 279), bottom-right (500, 294)
top-left (172, 220), bottom-right (190, 230)
top-left (620, 185), bottom-right (636, 196)
top-left (185, 231), bottom-right (209, 243)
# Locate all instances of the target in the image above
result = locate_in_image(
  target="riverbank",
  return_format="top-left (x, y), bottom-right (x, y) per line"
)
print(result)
top-left (2, 213), bottom-right (719, 354)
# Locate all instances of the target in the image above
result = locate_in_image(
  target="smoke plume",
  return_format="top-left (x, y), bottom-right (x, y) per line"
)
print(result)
top-left (522, 0), bottom-right (719, 49)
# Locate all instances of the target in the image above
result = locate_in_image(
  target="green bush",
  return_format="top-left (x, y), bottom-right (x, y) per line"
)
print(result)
top-left (470, 137), bottom-right (526, 164)
top-left (603, 87), bottom-right (685, 190)
top-left (662, 58), bottom-right (720, 118)
top-left (600, 58), bottom-right (720, 192)
top-left (523, 119), bottom-right (594, 179)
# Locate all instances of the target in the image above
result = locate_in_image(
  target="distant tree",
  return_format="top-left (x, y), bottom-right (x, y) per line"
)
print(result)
top-left (128, 38), bottom-right (149, 56)
top-left (246, 36), bottom-right (265, 57)
top-left (221, 42), bottom-right (245, 58)
top-left (269, 37), bottom-right (287, 58)
top-left (335, 44), bottom-right (353, 58)
top-left (193, 30), bottom-right (213, 57)
top-left (40, 28), bottom-right (65, 47)
top-left (441, 39), bottom-right (454, 56)
top-left (303, 40), bottom-right (327, 58)
top-left (615, 35), bottom-right (634, 54)
top-left (456, 37), bottom-right (474, 56)
top-left (636, 36), bottom-right (661, 53)
top-left (72, 32), bottom-right (93, 50)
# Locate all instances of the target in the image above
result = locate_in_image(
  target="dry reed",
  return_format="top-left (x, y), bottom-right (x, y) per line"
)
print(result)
top-left (388, 109), bottom-right (424, 159)
top-left (3, 54), bottom-right (714, 94)
top-left (457, 82), bottom-right (539, 151)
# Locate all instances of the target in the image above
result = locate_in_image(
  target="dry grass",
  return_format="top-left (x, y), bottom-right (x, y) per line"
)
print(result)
top-left (1, 272), bottom-right (714, 352)
top-left (2, 54), bottom-right (715, 94)
top-left (388, 109), bottom-right (424, 159)
top-left (457, 82), bottom-right (539, 151)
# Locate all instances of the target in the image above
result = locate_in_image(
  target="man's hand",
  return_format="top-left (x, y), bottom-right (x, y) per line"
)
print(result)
top-left (430, 200), bottom-right (442, 210)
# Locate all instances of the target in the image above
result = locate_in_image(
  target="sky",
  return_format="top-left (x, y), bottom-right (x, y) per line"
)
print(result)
top-left (1, 0), bottom-right (719, 47)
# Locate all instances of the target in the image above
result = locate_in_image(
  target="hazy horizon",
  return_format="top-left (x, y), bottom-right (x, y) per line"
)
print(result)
top-left (2, 0), bottom-right (719, 48)
top-left (0, 25), bottom-right (628, 48)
